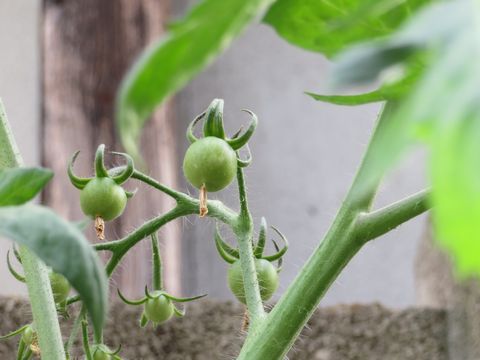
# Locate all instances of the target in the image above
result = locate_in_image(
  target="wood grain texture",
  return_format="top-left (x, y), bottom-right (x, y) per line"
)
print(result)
top-left (42, 0), bottom-right (182, 296)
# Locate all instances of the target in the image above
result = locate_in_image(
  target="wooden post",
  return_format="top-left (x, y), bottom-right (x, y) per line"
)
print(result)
top-left (42, 0), bottom-right (182, 296)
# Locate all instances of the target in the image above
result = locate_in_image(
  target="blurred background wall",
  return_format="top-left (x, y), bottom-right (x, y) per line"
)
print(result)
top-left (0, 0), bottom-right (426, 308)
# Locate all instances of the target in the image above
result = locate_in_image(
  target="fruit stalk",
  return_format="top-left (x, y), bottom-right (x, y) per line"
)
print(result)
top-left (0, 99), bottom-right (65, 359)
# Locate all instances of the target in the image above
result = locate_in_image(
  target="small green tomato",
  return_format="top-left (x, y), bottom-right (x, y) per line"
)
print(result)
top-left (144, 291), bottom-right (175, 324)
top-left (80, 177), bottom-right (127, 221)
top-left (228, 258), bottom-right (279, 304)
top-left (92, 345), bottom-right (113, 360)
top-left (183, 137), bottom-right (237, 192)
top-left (21, 325), bottom-right (35, 346)
top-left (49, 271), bottom-right (70, 304)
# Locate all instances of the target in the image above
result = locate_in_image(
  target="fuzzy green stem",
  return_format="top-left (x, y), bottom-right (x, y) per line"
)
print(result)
top-left (0, 99), bottom-right (65, 360)
top-left (234, 166), bottom-right (265, 325)
top-left (237, 102), bottom-right (431, 359)
top-left (356, 189), bottom-right (431, 241)
top-left (65, 306), bottom-right (85, 358)
top-left (151, 232), bottom-right (163, 290)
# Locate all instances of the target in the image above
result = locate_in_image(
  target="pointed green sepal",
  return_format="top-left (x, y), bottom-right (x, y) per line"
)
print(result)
top-left (237, 145), bottom-right (252, 168)
top-left (94, 144), bottom-right (109, 178)
top-left (67, 151), bottom-right (92, 190)
top-left (164, 293), bottom-right (207, 303)
top-left (110, 152), bottom-right (134, 185)
top-left (117, 288), bottom-right (147, 306)
top-left (186, 111), bottom-right (206, 143)
top-left (262, 226), bottom-right (289, 262)
top-left (139, 312), bottom-right (148, 328)
top-left (215, 227), bottom-right (238, 264)
top-left (254, 217), bottom-right (267, 258)
top-left (173, 306), bottom-right (185, 317)
top-left (6, 250), bottom-right (25, 282)
top-left (226, 109), bottom-right (257, 150)
top-left (0, 324), bottom-right (30, 340)
top-left (203, 99), bottom-right (226, 139)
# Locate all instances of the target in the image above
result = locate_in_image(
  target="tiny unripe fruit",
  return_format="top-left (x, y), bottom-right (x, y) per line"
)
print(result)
top-left (80, 177), bottom-right (127, 221)
top-left (49, 272), bottom-right (70, 304)
top-left (183, 137), bottom-right (237, 192)
top-left (227, 259), bottom-right (279, 304)
top-left (144, 292), bottom-right (174, 324)
top-left (21, 326), bottom-right (35, 346)
top-left (93, 350), bottom-right (111, 360)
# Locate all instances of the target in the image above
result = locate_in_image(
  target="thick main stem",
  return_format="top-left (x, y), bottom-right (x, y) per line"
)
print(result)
top-left (237, 102), bottom-right (416, 359)
top-left (0, 100), bottom-right (65, 359)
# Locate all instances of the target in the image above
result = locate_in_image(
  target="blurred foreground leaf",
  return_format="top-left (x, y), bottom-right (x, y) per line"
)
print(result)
top-left (263, 0), bottom-right (432, 58)
top-left (331, 0), bottom-right (480, 274)
top-left (0, 205), bottom-right (108, 335)
top-left (0, 167), bottom-right (53, 206)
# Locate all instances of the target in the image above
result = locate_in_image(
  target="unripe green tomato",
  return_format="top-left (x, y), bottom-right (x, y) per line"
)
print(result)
top-left (80, 177), bottom-right (127, 221)
top-left (183, 137), bottom-right (237, 192)
top-left (92, 345), bottom-right (112, 360)
top-left (49, 271), bottom-right (70, 304)
top-left (21, 325), bottom-right (35, 346)
top-left (227, 259), bottom-right (279, 304)
top-left (144, 292), bottom-right (174, 324)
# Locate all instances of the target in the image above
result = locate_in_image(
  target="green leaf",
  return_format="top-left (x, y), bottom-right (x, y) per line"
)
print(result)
top-left (0, 205), bottom-right (108, 335)
top-left (117, 0), bottom-right (275, 160)
top-left (331, 1), bottom-right (467, 86)
top-left (263, 0), bottom-right (432, 58)
top-left (431, 116), bottom-right (480, 275)
top-left (330, 0), bottom-right (480, 274)
top-left (0, 167), bottom-right (53, 206)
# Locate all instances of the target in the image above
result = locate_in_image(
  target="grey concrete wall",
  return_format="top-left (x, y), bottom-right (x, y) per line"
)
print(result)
top-left (0, 1), bottom-right (40, 296)
top-left (176, 4), bottom-right (427, 307)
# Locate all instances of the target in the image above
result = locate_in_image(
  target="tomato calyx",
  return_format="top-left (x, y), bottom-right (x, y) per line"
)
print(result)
top-left (186, 98), bottom-right (257, 166)
top-left (215, 217), bottom-right (288, 271)
top-left (117, 286), bottom-right (206, 328)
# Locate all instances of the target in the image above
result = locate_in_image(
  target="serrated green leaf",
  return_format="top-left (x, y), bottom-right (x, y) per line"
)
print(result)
top-left (0, 205), bottom-right (108, 335)
top-left (0, 167), bottom-right (53, 206)
top-left (116, 0), bottom-right (275, 160)
top-left (263, 0), bottom-right (432, 58)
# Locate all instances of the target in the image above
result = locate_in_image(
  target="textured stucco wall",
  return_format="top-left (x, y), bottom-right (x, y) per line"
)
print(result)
top-left (0, 0), bottom-right (40, 296)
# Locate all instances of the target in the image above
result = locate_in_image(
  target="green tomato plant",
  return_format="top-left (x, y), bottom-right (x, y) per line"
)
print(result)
top-left (1, 0), bottom-right (478, 359)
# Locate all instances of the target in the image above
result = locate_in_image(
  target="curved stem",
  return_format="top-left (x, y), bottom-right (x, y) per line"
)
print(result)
top-left (0, 100), bottom-right (65, 360)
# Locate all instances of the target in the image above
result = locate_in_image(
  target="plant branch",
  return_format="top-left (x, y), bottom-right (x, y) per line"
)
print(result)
top-left (356, 189), bottom-right (431, 241)
top-left (0, 99), bottom-right (65, 360)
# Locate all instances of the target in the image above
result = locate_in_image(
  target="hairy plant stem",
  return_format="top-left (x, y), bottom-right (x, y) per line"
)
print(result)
top-left (151, 232), bottom-right (163, 290)
top-left (236, 102), bottom-right (431, 359)
top-left (233, 166), bottom-right (265, 325)
top-left (0, 100), bottom-right (65, 359)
